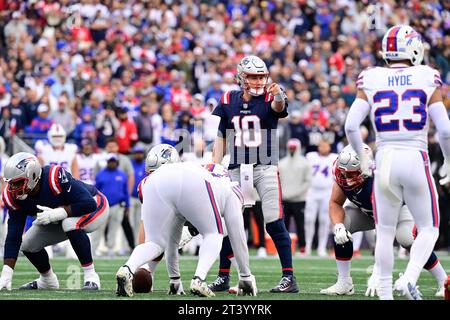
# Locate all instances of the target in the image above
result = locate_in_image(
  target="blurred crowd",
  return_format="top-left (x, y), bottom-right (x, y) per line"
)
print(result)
top-left (0, 0), bottom-right (449, 250)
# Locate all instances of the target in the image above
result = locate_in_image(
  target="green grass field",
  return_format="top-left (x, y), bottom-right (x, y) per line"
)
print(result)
top-left (0, 250), bottom-right (448, 300)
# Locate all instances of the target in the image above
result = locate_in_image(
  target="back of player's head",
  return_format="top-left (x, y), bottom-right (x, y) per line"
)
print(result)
top-left (381, 25), bottom-right (424, 66)
top-left (145, 144), bottom-right (180, 174)
top-left (48, 123), bottom-right (66, 148)
top-left (4, 152), bottom-right (42, 200)
top-left (236, 55), bottom-right (269, 96)
top-left (333, 144), bottom-right (373, 190)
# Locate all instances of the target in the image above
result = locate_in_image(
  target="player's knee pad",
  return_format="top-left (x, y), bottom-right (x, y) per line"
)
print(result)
top-left (20, 240), bottom-right (41, 253)
top-left (395, 222), bottom-right (414, 248)
top-left (266, 219), bottom-right (290, 243)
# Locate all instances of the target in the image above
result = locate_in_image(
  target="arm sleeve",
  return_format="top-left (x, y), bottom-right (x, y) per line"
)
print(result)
top-left (344, 98), bottom-right (371, 154)
top-left (429, 101), bottom-right (450, 159)
top-left (4, 211), bottom-right (26, 260)
top-left (61, 170), bottom-right (97, 216)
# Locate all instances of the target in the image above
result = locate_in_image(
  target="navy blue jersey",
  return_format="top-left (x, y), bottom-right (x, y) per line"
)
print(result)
top-left (2, 165), bottom-right (98, 260)
top-left (341, 176), bottom-right (374, 217)
top-left (212, 90), bottom-right (288, 170)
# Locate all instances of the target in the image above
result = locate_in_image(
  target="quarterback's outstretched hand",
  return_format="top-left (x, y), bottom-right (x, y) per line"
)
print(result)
top-left (365, 266), bottom-right (380, 297)
top-left (0, 266), bottom-right (13, 291)
top-left (266, 83), bottom-right (281, 96)
top-left (333, 223), bottom-right (352, 245)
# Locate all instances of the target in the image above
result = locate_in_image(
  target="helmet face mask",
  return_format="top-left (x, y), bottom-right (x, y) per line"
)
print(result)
top-left (4, 152), bottom-right (42, 200)
top-left (333, 144), bottom-right (373, 191)
top-left (237, 55), bottom-right (269, 96)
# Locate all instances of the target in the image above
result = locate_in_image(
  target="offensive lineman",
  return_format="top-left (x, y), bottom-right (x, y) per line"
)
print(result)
top-left (116, 161), bottom-right (256, 298)
top-left (345, 25), bottom-right (450, 299)
top-left (0, 152), bottom-right (109, 291)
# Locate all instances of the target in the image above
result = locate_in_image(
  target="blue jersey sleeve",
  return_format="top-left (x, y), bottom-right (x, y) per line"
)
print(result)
top-left (52, 167), bottom-right (96, 217)
top-left (212, 102), bottom-right (228, 137)
top-left (4, 211), bottom-right (26, 260)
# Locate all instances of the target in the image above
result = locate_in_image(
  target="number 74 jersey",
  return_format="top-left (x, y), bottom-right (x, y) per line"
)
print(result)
top-left (358, 65), bottom-right (442, 151)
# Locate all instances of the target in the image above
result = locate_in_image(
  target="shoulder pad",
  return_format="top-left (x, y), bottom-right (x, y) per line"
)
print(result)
top-left (220, 91), bottom-right (232, 105)
top-left (48, 165), bottom-right (69, 195)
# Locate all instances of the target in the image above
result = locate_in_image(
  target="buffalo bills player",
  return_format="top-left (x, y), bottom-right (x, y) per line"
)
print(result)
top-left (211, 55), bottom-right (297, 293)
top-left (0, 152), bottom-right (109, 291)
top-left (319, 144), bottom-right (447, 297)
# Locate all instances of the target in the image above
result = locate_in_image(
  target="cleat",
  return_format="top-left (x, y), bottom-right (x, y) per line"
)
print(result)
top-left (320, 278), bottom-right (354, 295)
top-left (190, 277), bottom-right (215, 297)
top-left (116, 265), bottom-right (134, 297)
top-left (208, 275), bottom-right (230, 292)
top-left (82, 281), bottom-right (99, 291)
top-left (168, 279), bottom-right (185, 295)
top-left (19, 280), bottom-right (38, 290)
top-left (394, 274), bottom-right (422, 300)
top-left (237, 275), bottom-right (257, 296)
top-left (270, 275), bottom-right (299, 293)
top-left (435, 285), bottom-right (445, 298)
top-left (20, 273), bottom-right (59, 290)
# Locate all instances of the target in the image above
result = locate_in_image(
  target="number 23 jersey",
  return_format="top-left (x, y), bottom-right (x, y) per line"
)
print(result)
top-left (212, 90), bottom-right (288, 170)
top-left (357, 65), bottom-right (442, 151)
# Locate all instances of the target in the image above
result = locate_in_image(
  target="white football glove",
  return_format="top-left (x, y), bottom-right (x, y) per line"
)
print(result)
top-left (333, 223), bottom-right (352, 245)
top-left (237, 274), bottom-right (257, 296)
top-left (0, 265), bottom-right (13, 291)
top-left (359, 151), bottom-right (373, 177)
top-left (365, 265), bottom-right (380, 297)
top-left (35, 205), bottom-right (68, 225)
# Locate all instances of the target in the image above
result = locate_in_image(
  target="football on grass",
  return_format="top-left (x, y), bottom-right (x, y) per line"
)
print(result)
top-left (132, 268), bottom-right (153, 293)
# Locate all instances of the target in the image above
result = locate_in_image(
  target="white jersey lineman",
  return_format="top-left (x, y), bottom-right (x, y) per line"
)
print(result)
top-left (304, 145), bottom-right (337, 257)
top-left (344, 25), bottom-right (450, 300)
top-left (76, 153), bottom-right (99, 185)
top-left (116, 162), bottom-right (254, 297)
top-left (35, 140), bottom-right (78, 173)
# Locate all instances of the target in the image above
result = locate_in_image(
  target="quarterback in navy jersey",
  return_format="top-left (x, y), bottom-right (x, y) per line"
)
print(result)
top-left (320, 144), bottom-right (447, 298)
top-left (0, 152), bottom-right (109, 291)
top-left (211, 55), bottom-right (298, 293)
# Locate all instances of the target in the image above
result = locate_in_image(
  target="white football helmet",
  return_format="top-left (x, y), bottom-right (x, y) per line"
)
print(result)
top-left (333, 144), bottom-right (373, 190)
top-left (4, 152), bottom-right (42, 200)
top-left (48, 123), bottom-right (67, 148)
top-left (145, 144), bottom-right (180, 174)
top-left (236, 55), bottom-right (269, 96)
top-left (381, 25), bottom-right (424, 66)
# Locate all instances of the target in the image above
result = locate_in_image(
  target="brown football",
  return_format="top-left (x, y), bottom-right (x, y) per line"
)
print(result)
top-left (132, 268), bottom-right (153, 293)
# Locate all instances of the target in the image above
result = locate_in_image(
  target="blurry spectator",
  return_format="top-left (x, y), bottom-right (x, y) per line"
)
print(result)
top-left (170, 73), bottom-right (191, 112)
top-left (289, 110), bottom-right (309, 153)
top-left (25, 103), bottom-right (53, 137)
top-left (72, 106), bottom-right (97, 147)
top-left (279, 139), bottom-right (312, 256)
top-left (148, 101), bottom-right (163, 146)
top-left (21, 88), bottom-right (42, 126)
top-left (50, 95), bottom-right (76, 136)
top-left (204, 78), bottom-right (223, 104)
top-left (161, 103), bottom-right (178, 146)
top-left (92, 153), bottom-right (129, 257)
top-left (129, 145), bottom-right (146, 245)
top-left (220, 72), bottom-right (240, 91)
top-left (203, 98), bottom-right (220, 146)
top-left (7, 95), bottom-right (27, 133)
top-left (133, 102), bottom-right (154, 146)
top-left (95, 104), bottom-right (119, 149)
top-left (116, 107), bottom-right (138, 154)
top-left (190, 93), bottom-right (206, 118)
top-left (0, 86), bottom-right (11, 110)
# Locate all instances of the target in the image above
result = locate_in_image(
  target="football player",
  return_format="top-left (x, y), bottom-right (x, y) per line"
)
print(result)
top-left (345, 25), bottom-right (450, 299)
top-left (76, 138), bottom-right (99, 186)
top-left (0, 152), bottom-right (109, 291)
top-left (35, 123), bottom-right (79, 178)
top-left (211, 55), bottom-right (298, 293)
top-left (320, 144), bottom-right (447, 297)
top-left (304, 139), bottom-right (337, 257)
top-left (116, 161), bottom-right (256, 298)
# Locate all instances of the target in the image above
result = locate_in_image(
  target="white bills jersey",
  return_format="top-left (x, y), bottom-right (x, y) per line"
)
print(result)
top-left (306, 152), bottom-right (337, 190)
top-left (77, 153), bottom-right (100, 185)
top-left (35, 141), bottom-right (78, 173)
top-left (357, 65), bottom-right (442, 151)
